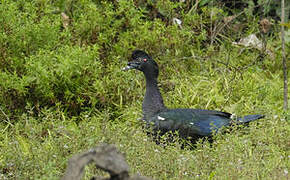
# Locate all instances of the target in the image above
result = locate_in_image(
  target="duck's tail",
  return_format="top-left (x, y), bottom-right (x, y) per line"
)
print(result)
top-left (237, 114), bottom-right (265, 123)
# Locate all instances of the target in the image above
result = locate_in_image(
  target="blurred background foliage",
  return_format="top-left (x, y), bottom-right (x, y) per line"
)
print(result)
top-left (0, 0), bottom-right (288, 119)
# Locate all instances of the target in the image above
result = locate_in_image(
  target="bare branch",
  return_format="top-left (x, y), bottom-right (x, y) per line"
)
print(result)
top-left (62, 144), bottom-right (152, 180)
top-left (281, 0), bottom-right (288, 110)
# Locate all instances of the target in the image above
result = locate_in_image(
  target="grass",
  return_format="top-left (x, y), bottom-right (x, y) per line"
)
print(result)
top-left (0, 0), bottom-right (289, 179)
top-left (1, 59), bottom-right (289, 179)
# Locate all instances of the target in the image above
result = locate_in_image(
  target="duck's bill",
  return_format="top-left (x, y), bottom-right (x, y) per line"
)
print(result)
top-left (122, 62), bottom-right (140, 71)
top-left (122, 65), bottom-right (134, 71)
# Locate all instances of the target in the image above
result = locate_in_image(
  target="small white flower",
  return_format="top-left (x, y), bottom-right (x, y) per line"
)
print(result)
top-left (154, 149), bottom-right (160, 153)
top-left (173, 18), bottom-right (182, 25)
top-left (158, 116), bottom-right (165, 121)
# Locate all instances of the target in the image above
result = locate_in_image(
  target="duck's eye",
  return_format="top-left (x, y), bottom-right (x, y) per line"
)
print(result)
top-left (143, 58), bottom-right (147, 62)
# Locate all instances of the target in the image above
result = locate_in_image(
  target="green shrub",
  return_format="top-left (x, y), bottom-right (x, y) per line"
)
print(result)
top-left (24, 45), bottom-right (102, 113)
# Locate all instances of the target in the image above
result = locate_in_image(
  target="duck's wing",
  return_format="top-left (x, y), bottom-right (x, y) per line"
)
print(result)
top-left (148, 109), bottom-right (232, 136)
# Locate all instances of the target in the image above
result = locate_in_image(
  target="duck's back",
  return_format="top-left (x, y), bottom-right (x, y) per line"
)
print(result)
top-left (147, 109), bottom-right (233, 137)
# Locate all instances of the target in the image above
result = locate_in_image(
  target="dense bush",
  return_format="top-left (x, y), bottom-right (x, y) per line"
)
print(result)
top-left (2, 0), bottom-right (282, 117)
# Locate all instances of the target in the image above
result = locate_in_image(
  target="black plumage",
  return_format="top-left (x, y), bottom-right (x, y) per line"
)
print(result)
top-left (123, 50), bottom-right (264, 139)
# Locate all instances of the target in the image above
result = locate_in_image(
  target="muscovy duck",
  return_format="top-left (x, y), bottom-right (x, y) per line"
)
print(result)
top-left (123, 50), bottom-right (264, 139)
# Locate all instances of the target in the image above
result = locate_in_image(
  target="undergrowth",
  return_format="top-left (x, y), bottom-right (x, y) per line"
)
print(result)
top-left (0, 0), bottom-right (289, 179)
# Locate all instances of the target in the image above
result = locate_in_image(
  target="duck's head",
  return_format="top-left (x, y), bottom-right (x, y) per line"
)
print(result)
top-left (123, 50), bottom-right (159, 78)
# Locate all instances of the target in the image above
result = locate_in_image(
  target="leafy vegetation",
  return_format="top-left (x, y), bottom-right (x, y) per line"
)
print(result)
top-left (0, 0), bottom-right (289, 179)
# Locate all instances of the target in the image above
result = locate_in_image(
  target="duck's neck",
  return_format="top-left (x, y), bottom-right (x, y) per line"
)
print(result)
top-left (142, 74), bottom-right (166, 120)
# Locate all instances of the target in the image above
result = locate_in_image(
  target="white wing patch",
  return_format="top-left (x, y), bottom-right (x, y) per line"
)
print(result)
top-left (230, 114), bottom-right (236, 119)
top-left (189, 122), bottom-right (194, 125)
top-left (157, 116), bottom-right (166, 121)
